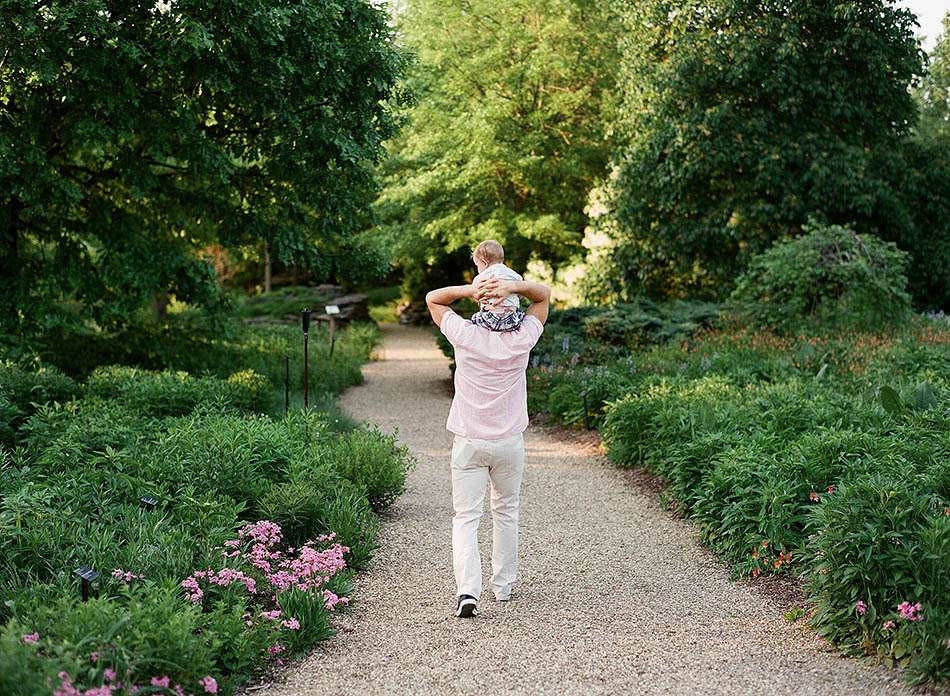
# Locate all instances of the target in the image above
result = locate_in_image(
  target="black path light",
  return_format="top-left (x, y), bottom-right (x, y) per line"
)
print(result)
top-left (139, 495), bottom-right (158, 510)
top-left (73, 566), bottom-right (100, 602)
top-left (301, 308), bottom-right (312, 410)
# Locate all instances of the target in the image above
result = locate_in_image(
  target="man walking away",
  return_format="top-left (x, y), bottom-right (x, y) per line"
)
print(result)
top-left (425, 275), bottom-right (551, 618)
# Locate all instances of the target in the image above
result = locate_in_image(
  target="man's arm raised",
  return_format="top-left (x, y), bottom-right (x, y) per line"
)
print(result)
top-left (425, 284), bottom-right (476, 328)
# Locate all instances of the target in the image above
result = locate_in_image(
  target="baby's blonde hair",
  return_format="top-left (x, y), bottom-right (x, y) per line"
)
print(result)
top-left (473, 239), bottom-right (504, 264)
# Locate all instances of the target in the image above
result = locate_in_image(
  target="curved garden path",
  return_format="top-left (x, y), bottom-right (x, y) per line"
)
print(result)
top-left (266, 324), bottom-right (917, 696)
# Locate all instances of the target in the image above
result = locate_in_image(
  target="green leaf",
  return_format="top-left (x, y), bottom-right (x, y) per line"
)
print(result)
top-left (878, 385), bottom-right (904, 416)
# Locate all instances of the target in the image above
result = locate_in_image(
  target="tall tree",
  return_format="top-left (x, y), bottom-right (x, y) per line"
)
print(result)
top-left (606, 0), bottom-right (923, 298)
top-left (916, 12), bottom-right (950, 144)
top-left (0, 0), bottom-right (406, 335)
top-left (374, 0), bottom-right (620, 298)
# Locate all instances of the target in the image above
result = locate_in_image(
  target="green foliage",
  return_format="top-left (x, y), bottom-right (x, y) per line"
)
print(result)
top-left (0, 315), bottom-right (409, 689)
top-left (730, 222), bottom-right (912, 333)
top-left (916, 13), bottom-right (950, 145)
top-left (0, 361), bottom-right (79, 445)
top-left (807, 477), bottom-right (949, 684)
top-left (607, 0), bottom-right (924, 298)
top-left (374, 0), bottom-right (621, 299)
top-left (886, 138), bottom-right (950, 310)
top-left (581, 299), bottom-right (719, 348)
top-left (325, 428), bottom-right (413, 512)
top-left (85, 366), bottom-right (272, 417)
top-left (532, 316), bottom-right (950, 683)
top-left (316, 488), bottom-right (381, 572)
top-left (1, 0), bottom-right (408, 336)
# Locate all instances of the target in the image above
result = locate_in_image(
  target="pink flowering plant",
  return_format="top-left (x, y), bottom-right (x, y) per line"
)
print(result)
top-left (181, 521), bottom-right (351, 654)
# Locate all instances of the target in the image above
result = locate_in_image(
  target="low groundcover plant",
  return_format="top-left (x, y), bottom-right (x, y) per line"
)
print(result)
top-left (10, 521), bottom-right (350, 696)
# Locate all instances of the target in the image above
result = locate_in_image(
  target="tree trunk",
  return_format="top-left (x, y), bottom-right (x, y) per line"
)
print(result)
top-left (264, 241), bottom-right (272, 293)
top-left (0, 197), bottom-right (21, 335)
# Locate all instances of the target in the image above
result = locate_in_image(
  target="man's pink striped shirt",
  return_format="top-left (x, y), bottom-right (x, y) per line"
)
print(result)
top-left (439, 310), bottom-right (544, 441)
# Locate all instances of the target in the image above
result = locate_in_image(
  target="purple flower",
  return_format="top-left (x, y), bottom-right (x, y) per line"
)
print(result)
top-left (199, 676), bottom-right (218, 694)
top-left (21, 632), bottom-right (39, 645)
top-left (854, 601), bottom-right (867, 616)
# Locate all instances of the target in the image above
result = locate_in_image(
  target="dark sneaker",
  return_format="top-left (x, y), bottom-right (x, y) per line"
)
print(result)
top-left (456, 594), bottom-right (478, 618)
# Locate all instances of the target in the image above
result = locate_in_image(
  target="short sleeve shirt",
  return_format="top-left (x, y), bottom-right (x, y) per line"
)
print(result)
top-left (439, 310), bottom-right (544, 440)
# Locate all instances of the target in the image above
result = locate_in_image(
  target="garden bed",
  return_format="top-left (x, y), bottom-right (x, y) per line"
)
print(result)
top-left (0, 320), bottom-right (412, 695)
top-left (524, 308), bottom-right (949, 684)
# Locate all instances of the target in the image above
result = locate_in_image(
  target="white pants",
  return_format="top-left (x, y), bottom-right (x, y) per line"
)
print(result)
top-left (450, 433), bottom-right (525, 600)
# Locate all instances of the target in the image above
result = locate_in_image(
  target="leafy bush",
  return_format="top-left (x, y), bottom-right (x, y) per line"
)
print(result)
top-left (0, 361), bottom-right (79, 445)
top-left (535, 316), bottom-right (950, 683)
top-left (582, 299), bottom-right (719, 348)
top-left (731, 221), bottom-right (913, 333)
top-left (85, 365), bottom-right (272, 417)
top-left (0, 314), bottom-right (411, 690)
top-left (324, 429), bottom-right (412, 512)
top-left (807, 476), bottom-right (949, 684)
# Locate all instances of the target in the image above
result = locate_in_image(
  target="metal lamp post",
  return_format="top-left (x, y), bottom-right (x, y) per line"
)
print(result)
top-left (302, 308), bottom-right (311, 410)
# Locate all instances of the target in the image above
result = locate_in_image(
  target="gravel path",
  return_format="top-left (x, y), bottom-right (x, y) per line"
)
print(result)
top-left (265, 324), bottom-right (920, 696)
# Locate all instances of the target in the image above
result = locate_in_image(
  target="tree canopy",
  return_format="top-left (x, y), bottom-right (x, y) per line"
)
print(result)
top-left (0, 0), bottom-right (407, 335)
top-left (916, 12), bottom-right (950, 145)
top-left (606, 0), bottom-right (924, 299)
top-left (374, 0), bottom-right (620, 297)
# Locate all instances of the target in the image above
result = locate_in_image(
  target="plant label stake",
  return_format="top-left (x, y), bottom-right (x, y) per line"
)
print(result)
top-left (284, 355), bottom-right (290, 414)
top-left (139, 496), bottom-right (158, 510)
top-left (301, 308), bottom-right (311, 410)
top-left (74, 566), bottom-right (100, 602)
top-left (326, 305), bottom-right (340, 359)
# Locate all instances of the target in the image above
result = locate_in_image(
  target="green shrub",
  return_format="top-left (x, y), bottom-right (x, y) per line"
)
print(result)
top-left (258, 471), bottom-right (342, 548)
top-left (0, 361), bottom-right (79, 445)
top-left (19, 398), bottom-right (157, 467)
top-left (325, 429), bottom-right (412, 512)
top-left (806, 476), bottom-right (949, 684)
top-left (0, 621), bottom-right (59, 696)
top-left (85, 365), bottom-right (272, 417)
top-left (6, 583), bottom-right (257, 694)
top-left (730, 221), bottom-right (912, 333)
top-left (319, 488), bottom-right (380, 571)
top-left (582, 299), bottom-right (719, 348)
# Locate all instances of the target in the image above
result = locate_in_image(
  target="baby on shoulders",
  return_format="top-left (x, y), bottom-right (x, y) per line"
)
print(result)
top-left (469, 239), bottom-right (525, 332)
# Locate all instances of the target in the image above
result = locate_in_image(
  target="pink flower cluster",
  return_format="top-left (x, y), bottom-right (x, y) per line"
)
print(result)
top-left (854, 601), bottom-right (867, 616)
top-left (112, 569), bottom-right (144, 583)
top-left (897, 601), bottom-right (923, 622)
top-left (182, 521), bottom-right (350, 658)
top-left (55, 672), bottom-right (216, 696)
top-left (21, 631), bottom-right (39, 644)
top-left (181, 568), bottom-right (257, 604)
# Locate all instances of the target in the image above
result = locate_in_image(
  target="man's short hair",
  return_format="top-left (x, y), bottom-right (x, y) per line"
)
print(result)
top-left (474, 239), bottom-right (504, 264)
